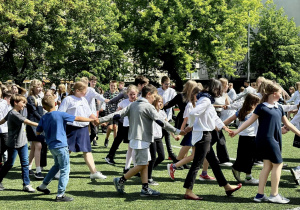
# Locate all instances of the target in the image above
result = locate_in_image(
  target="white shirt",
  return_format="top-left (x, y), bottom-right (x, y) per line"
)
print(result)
top-left (157, 87), bottom-right (177, 121)
top-left (234, 86), bottom-right (256, 101)
top-left (85, 87), bottom-right (106, 104)
top-left (189, 97), bottom-right (224, 145)
top-left (237, 111), bottom-right (258, 136)
top-left (118, 99), bottom-right (133, 127)
top-left (0, 100), bottom-right (12, 133)
top-left (287, 90), bottom-right (300, 105)
top-left (291, 108), bottom-right (300, 130)
top-left (153, 110), bottom-right (167, 139)
top-left (227, 88), bottom-right (237, 102)
top-left (58, 95), bottom-right (92, 127)
top-left (183, 102), bottom-right (193, 125)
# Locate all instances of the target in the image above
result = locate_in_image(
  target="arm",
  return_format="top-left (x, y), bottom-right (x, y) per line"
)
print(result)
top-left (223, 114), bottom-right (237, 126)
top-left (164, 94), bottom-right (180, 109)
top-left (282, 115), bottom-right (300, 137)
top-left (281, 104), bottom-right (297, 112)
top-left (230, 114), bottom-right (259, 137)
top-left (107, 92), bottom-right (126, 104)
top-left (75, 116), bottom-right (94, 122)
top-left (24, 119), bottom-right (38, 127)
top-left (99, 104), bottom-right (130, 123)
top-left (175, 117), bottom-right (188, 140)
top-left (0, 118), bottom-right (6, 125)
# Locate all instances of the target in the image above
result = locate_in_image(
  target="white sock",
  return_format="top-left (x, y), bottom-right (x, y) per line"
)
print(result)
top-left (29, 165), bottom-right (32, 170)
top-left (39, 183), bottom-right (47, 190)
top-left (36, 166), bottom-right (41, 173)
top-left (125, 146), bottom-right (133, 170)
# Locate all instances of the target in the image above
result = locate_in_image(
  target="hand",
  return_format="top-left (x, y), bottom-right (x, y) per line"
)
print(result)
top-left (281, 126), bottom-right (289, 134)
top-left (223, 105), bottom-right (228, 110)
top-left (105, 99), bottom-right (110, 103)
top-left (229, 131), bottom-right (237, 138)
top-left (101, 122), bottom-right (108, 127)
top-left (175, 135), bottom-right (182, 141)
top-left (184, 126), bottom-right (193, 133)
top-left (179, 130), bottom-right (186, 135)
top-left (223, 126), bottom-right (233, 135)
top-left (94, 118), bottom-right (100, 126)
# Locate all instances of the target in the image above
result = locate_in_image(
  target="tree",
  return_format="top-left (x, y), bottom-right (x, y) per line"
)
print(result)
top-left (250, 0), bottom-right (300, 89)
top-left (0, 0), bottom-right (127, 85)
top-left (115, 0), bottom-right (261, 89)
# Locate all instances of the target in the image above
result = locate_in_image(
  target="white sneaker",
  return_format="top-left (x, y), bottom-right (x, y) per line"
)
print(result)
top-left (90, 171), bottom-right (107, 179)
top-left (55, 171), bottom-right (60, 179)
top-left (290, 168), bottom-right (300, 185)
top-left (0, 183), bottom-right (4, 191)
top-left (219, 162), bottom-right (233, 167)
top-left (23, 185), bottom-right (35, 193)
top-left (232, 168), bottom-right (242, 182)
top-left (244, 177), bottom-right (259, 185)
top-left (268, 194), bottom-right (290, 204)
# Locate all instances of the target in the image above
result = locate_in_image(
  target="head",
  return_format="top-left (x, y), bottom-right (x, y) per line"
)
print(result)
top-left (44, 89), bottom-right (54, 97)
top-left (296, 82), bottom-right (300, 91)
top-left (256, 76), bottom-right (265, 88)
top-left (142, 84), bottom-right (157, 104)
top-left (42, 95), bottom-right (56, 111)
top-left (161, 76), bottom-right (170, 90)
top-left (239, 86), bottom-right (245, 93)
top-left (228, 83), bottom-right (233, 90)
top-left (251, 82), bottom-right (257, 89)
top-left (289, 86), bottom-right (295, 94)
top-left (109, 80), bottom-right (118, 93)
top-left (244, 80), bottom-right (250, 87)
top-left (261, 83), bottom-right (282, 103)
top-left (58, 84), bottom-right (66, 94)
top-left (89, 76), bottom-right (97, 88)
top-left (29, 79), bottom-right (42, 96)
top-left (190, 86), bottom-right (202, 107)
top-left (10, 94), bottom-right (27, 110)
top-left (69, 81), bottom-right (88, 97)
top-left (126, 84), bottom-right (138, 102)
top-left (238, 93), bottom-right (260, 121)
top-left (3, 91), bottom-right (12, 105)
top-left (257, 79), bottom-right (272, 95)
top-left (80, 77), bottom-right (89, 85)
top-left (134, 75), bottom-right (149, 91)
top-left (202, 79), bottom-right (222, 98)
top-left (11, 84), bottom-right (19, 94)
top-left (118, 81), bottom-right (125, 90)
top-left (219, 78), bottom-right (228, 93)
top-left (182, 80), bottom-right (197, 103)
top-left (50, 84), bottom-right (56, 93)
top-left (152, 95), bottom-right (163, 111)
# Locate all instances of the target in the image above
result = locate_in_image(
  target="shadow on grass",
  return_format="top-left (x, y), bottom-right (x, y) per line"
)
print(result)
top-left (0, 189), bottom-right (54, 201)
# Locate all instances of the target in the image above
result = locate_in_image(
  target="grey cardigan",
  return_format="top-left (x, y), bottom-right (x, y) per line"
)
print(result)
top-left (100, 98), bottom-right (178, 143)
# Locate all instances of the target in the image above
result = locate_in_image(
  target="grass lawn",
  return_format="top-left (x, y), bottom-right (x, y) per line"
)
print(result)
top-left (1, 128), bottom-right (300, 210)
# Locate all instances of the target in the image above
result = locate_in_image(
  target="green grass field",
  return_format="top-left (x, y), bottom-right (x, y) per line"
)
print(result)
top-left (1, 129), bottom-right (300, 210)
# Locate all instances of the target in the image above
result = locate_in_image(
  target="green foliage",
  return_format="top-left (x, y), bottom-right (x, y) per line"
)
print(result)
top-left (0, 0), bottom-right (128, 85)
top-left (250, 0), bottom-right (300, 89)
top-left (116, 0), bottom-right (261, 89)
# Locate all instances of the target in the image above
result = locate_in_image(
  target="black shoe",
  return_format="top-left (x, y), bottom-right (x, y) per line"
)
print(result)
top-left (29, 169), bottom-right (34, 175)
top-left (123, 168), bottom-right (129, 174)
top-left (105, 157), bottom-right (115, 165)
top-left (183, 164), bottom-right (190, 169)
top-left (92, 140), bottom-right (98, 146)
top-left (55, 194), bottom-right (74, 202)
top-left (34, 172), bottom-right (44, 180)
top-left (37, 186), bottom-right (50, 195)
top-left (104, 138), bottom-right (109, 148)
top-left (282, 163), bottom-right (288, 169)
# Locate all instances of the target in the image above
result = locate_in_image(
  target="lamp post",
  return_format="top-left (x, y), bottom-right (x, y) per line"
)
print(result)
top-left (247, 11), bottom-right (250, 81)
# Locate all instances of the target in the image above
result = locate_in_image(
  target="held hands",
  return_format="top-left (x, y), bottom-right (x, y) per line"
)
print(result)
top-left (281, 126), bottom-right (289, 134)
top-left (175, 135), bottom-right (182, 141)
top-left (105, 99), bottom-right (110, 103)
top-left (184, 126), bottom-right (193, 133)
top-left (223, 105), bottom-right (228, 110)
top-left (223, 126), bottom-right (234, 136)
top-left (93, 118), bottom-right (100, 126)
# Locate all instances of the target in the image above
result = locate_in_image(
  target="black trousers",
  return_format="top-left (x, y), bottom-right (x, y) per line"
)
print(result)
top-left (148, 138), bottom-right (165, 179)
top-left (232, 136), bottom-right (256, 174)
top-left (0, 133), bottom-right (8, 163)
top-left (211, 129), bottom-right (230, 163)
top-left (89, 122), bottom-right (98, 142)
top-left (107, 122), bottom-right (128, 159)
top-left (184, 131), bottom-right (228, 190)
top-left (162, 129), bottom-right (176, 160)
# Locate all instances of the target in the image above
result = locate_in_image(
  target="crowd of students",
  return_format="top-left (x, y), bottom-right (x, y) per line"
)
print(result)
top-left (0, 75), bottom-right (300, 204)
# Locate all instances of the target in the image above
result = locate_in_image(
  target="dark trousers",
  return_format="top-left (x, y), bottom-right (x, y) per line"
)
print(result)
top-left (40, 141), bottom-right (48, 168)
top-left (184, 131), bottom-right (228, 190)
top-left (162, 129), bottom-right (176, 160)
top-left (232, 136), bottom-right (256, 174)
top-left (0, 133), bottom-right (8, 163)
top-left (107, 122), bottom-right (128, 159)
top-left (89, 122), bottom-right (98, 142)
top-left (211, 130), bottom-right (230, 163)
top-left (148, 138), bottom-right (165, 179)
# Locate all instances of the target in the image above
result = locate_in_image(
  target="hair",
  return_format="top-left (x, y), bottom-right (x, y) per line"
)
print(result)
top-left (257, 79), bottom-right (272, 95)
top-left (244, 80), bottom-right (250, 84)
top-left (44, 89), bottom-right (54, 97)
top-left (10, 94), bottom-right (27, 107)
top-left (190, 86), bottom-right (202, 107)
top-left (260, 83), bottom-right (281, 103)
top-left (3, 90), bottom-right (12, 99)
top-left (153, 94), bottom-right (163, 110)
top-left (89, 75), bottom-right (97, 81)
top-left (197, 83), bottom-right (203, 90)
top-left (119, 81), bottom-right (125, 85)
top-left (68, 81), bottom-right (87, 96)
top-left (238, 93), bottom-right (260, 121)
top-left (228, 83), bottom-right (233, 88)
top-left (289, 86), bottom-right (295, 94)
top-left (29, 79), bottom-right (42, 96)
top-left (239, 86), bottom-right (245, 92)
top-left (80, 77), bottom-right (89, 85)
top-left (219, 78), bottom-right (228, 93)
top-left (182, 80), bottom-right (197, 103)
top-left (11, 84), bottom-right (27, 96)
top-left (295, 82), bottom-right (300, 91)
top-left (126, 84), bottom-right (138, 94)
top-left (98, 86), bottom-right (103, 94)
top-left (202, 79), bottom-right (222, 98)
top-left (251, 82), bottom-right (257, 87)
top-left (42, 95), bottom-right (55, 110)
top-left (161, 76), bottom-right (170, 84)
top-left (141, 84), bottom-right (157, 97)
top-left (256, 76), bottom-right (265, 87)
top-left (110, 80), bottom-right (117, 84)
top-left (58, 84), bottom-right (66, 94)
top-left (134, 75), bottom-right (149, 86)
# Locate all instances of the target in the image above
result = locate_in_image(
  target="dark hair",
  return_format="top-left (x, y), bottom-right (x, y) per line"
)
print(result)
top-left (3, 91), bottom-right (12, 99)
top-left (238, 94), bottom-right (260, 121)
top-left (89, 75), bottom-right (97, 81)
top-left (161, 76), bottom-right (170, 84)
top-left (141, 84), bottom-right (157, 97)
top-left (10, 94), bottom-right (27, 107)
top-left (202, 79), bottom-right (222, 98)
top-left (42, 95), bottom-right (55, 109)
top-left (134, 75), bottom-right (149, 86)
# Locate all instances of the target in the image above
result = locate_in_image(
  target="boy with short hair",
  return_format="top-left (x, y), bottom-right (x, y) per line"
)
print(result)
top-left (99, 84), bottom-right (186, 196)
top-left (35, 95), bottom-right (96, 202)
top-left (0, 94), bottom-right (38, 192)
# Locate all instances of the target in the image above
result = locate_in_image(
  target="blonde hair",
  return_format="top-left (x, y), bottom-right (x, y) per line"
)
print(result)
top-left (219, 78), bottom-right (228, 92)
top-left (296, 82), bottom-right (300, 91)
top-left (190, 86), bottom-right (201, 107)
top-left (261, 83), bottom-right (281, 103)
top-left (257, 79), bottom-right (272, 95)
top-left (29, 79), bottom-right (42, 96)
top-left (69, 81), bottom-right (87, 96)
top-left (58, 84), bottom-right (66, 94)
top-left (10, 94), bottom-right (27, 107)
top-left (126, 84), bottom-right (138, 94)
top-left (182, 80), bottom-right (197, 103)
top-left (42, 95), bottom-right (55, 110)
top-left (153, 95), bottom-right (163, 110)
top-left (80, 77), bottom-right (89, 85)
